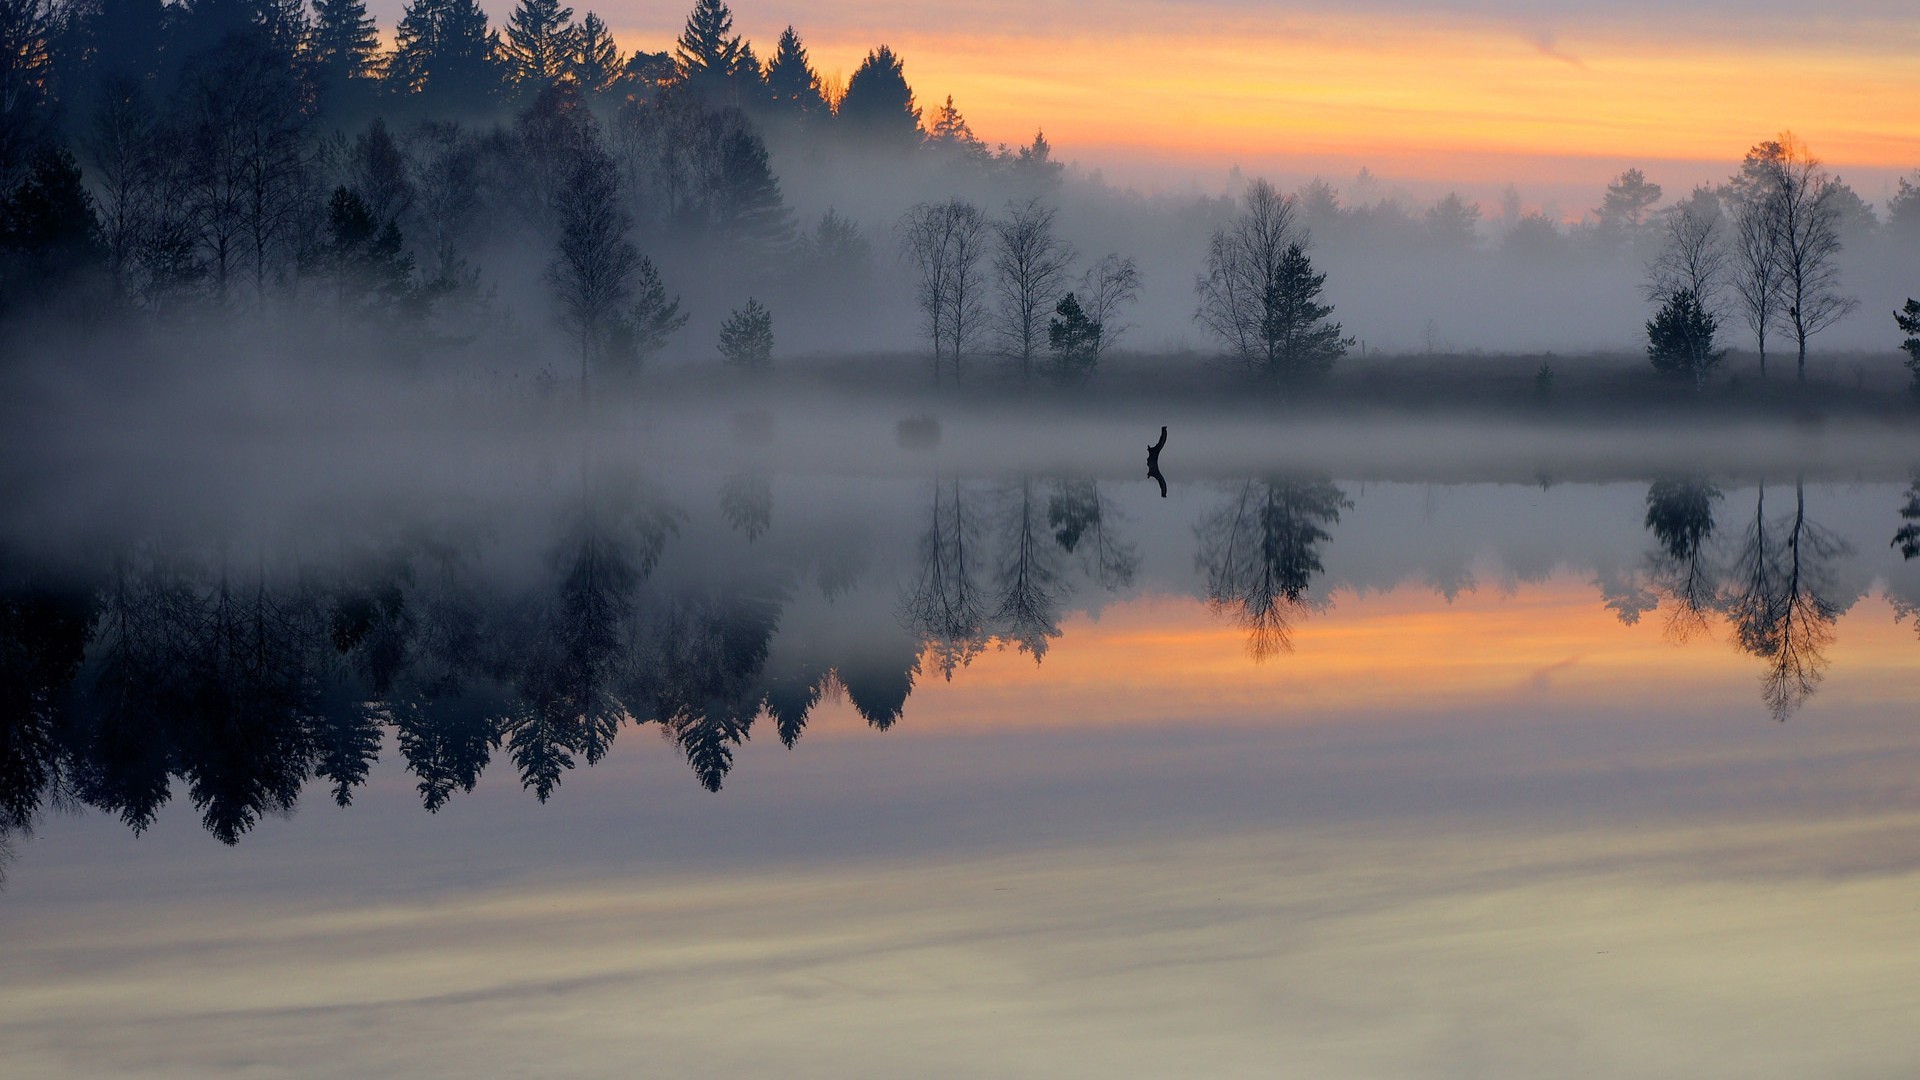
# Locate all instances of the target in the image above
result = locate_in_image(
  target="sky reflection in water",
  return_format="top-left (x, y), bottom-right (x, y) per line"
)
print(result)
top-left (4, 459), bottom-right (1920, 1077)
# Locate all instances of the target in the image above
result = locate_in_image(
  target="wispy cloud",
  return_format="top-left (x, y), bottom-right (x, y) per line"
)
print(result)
top-left (1527, 28), bottom-right (1587, 68)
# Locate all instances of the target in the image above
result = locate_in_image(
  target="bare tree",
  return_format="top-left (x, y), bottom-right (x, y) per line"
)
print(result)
top-left (1644, 186), bottom-right (1726, 311)
top-left (991, 199), bottom-right (1074, 380)
top-left (1079, 253), bottom-right (1140, 363)
top-left (178, 34), bottom-right (311, 300)
top-left (1195, 179), bottom-right (1304, 366)
top-left (1764, 140), bottom-right (1858, 381)
top-left (1729, 190), bottom-right (1785, 377)
top-left (898, 198), bottom-right (988, 384)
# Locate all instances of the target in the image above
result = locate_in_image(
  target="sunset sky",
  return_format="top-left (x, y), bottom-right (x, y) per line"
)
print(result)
top-left (393, 0), bottom-right (1920, 205)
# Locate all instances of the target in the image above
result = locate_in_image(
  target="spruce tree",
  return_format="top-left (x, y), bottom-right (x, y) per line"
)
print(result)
top-left (570, 12), bottom-right (619, 93)
top-left (673, 0), bottom-right (742, 92)
top-left (387, 0), bottom-right (501, 111)
top-left (501, 0), bottom-right (575, 93)
top-left (310, 0), bottom-right (380, 85)
top-left (838, 46), bottom-right (920, 147)
top-left (762, 26), bottom-right (826, 118)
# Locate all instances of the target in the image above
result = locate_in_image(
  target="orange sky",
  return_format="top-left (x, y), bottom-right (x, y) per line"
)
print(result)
top-left (581, 3), bottom-right (1920, 197)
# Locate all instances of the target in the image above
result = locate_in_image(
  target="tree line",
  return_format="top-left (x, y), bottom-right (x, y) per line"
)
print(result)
top-left (2, 0), bottom-right (1918, 391)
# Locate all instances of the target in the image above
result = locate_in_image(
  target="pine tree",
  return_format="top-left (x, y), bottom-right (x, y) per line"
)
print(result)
top-left (318, 185), bottom-right (415, 317)
top-left (717, 297), bottom-right (772, 369)
top-left (762, 26), bottom-right (826, 118)
top-left (603, 257), bottom-right (687, 379)
top-left (926, 95), bottom-right (986, 160)
top-left (570, 12), bottom-right (618, 93)
top-left (1046, 292), bottom-right (1100, 379)
top-left (838, 45), bottom-right (920, 147)
top-left (1646, 288), bottom-right (1726, 390)
top-left (1257, 243), bottom-right (1350, 380)
top-left (501, 0), bottom-right (575, 93)
top-left (1897, 299), bottom-right (1920, 396)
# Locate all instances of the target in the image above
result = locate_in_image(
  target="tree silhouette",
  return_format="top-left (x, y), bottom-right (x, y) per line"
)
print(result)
top-left (569, 12), bottom-right (618, 93)
top-left (763, 26), bottom-right (827, 120)
top-left (838, 45), bottom-right (920, 148)
top-left (548, 141), bottom-right (638, 395)
top-left (1894, 478), bottom-right (1920, 560)
top-left (1046, 292), bottom-right (1099, 380)
top-left (1645, 289), bottom-right (1725, 390)
top-left (992, 198), bottom-right (1074, 380)
top-left (898, 198), bottom-right (988, 383)
top-left (501, 0), bottom-right (577, 97)
top-left (717, 297), bottom-right (772, 369)
top-left (386, 0), bottom-right (501, 113)
top-left (1896, 299), bottom-right (1920, 396)
top-left (310, 0), bottom-right (381, 117)
top-left (1257, 243), bottom-right (1351, 381)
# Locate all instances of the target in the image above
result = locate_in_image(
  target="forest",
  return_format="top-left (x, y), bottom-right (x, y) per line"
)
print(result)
top-left (2, 0), bottom-right (1919, 401)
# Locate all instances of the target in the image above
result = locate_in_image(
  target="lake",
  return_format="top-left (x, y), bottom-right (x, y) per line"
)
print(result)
top-left (4, 405), bottom-right (1918, 1077)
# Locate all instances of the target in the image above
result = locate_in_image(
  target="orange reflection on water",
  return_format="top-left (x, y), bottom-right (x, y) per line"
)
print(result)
top-left (808, 578), bottom-right (1918, 735)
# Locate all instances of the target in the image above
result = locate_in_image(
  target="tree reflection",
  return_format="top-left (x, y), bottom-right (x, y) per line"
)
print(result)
top-left (1642, 477), bottom-right (1723, 641)
top-left (904, 478), bottom-right (989, 677)
top-left (1196, 478), bottom-right (1350, 658)
top-left (1722, 482), bottom-right (1847, 721)
top-left (993, 477), bottom-right (1068, 660)
top-left (1895, 478), bottom-right (1920, 560)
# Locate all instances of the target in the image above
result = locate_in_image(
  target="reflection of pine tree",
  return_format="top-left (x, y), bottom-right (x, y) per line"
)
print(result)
top-left (1642, 477), bottom-right (1722, 641)
top-left (1196, 478), bottom-right (1350, 658)
top-left (1895, 478), bottom-right (1920, 560)
top-left (643, 589), bottom-right (781, 790)
top-left (1047, 480), bottom-right (1138, 590)
top-left (0, 577), bottom-right (97, 833)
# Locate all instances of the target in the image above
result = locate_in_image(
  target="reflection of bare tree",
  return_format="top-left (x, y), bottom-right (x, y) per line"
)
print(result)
top-left (1196, 478), bottom-right (1350, 658)
top-left (904, 479), bottom-right (988, 678)
top-left (1642, 478), bottom-right (1723, 641)
top-left (1721, 483), bottom-right (1846, 721)
top-left (993, 477), bottom-right (1068, 661)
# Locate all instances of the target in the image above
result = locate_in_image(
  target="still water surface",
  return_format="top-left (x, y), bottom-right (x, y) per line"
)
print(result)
top-left (4, 421), bottom-right (1919, 1076)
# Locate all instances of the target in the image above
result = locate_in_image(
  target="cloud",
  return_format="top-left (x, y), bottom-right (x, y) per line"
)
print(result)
top-left (1527, 28), bottom-right (1587, 68)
